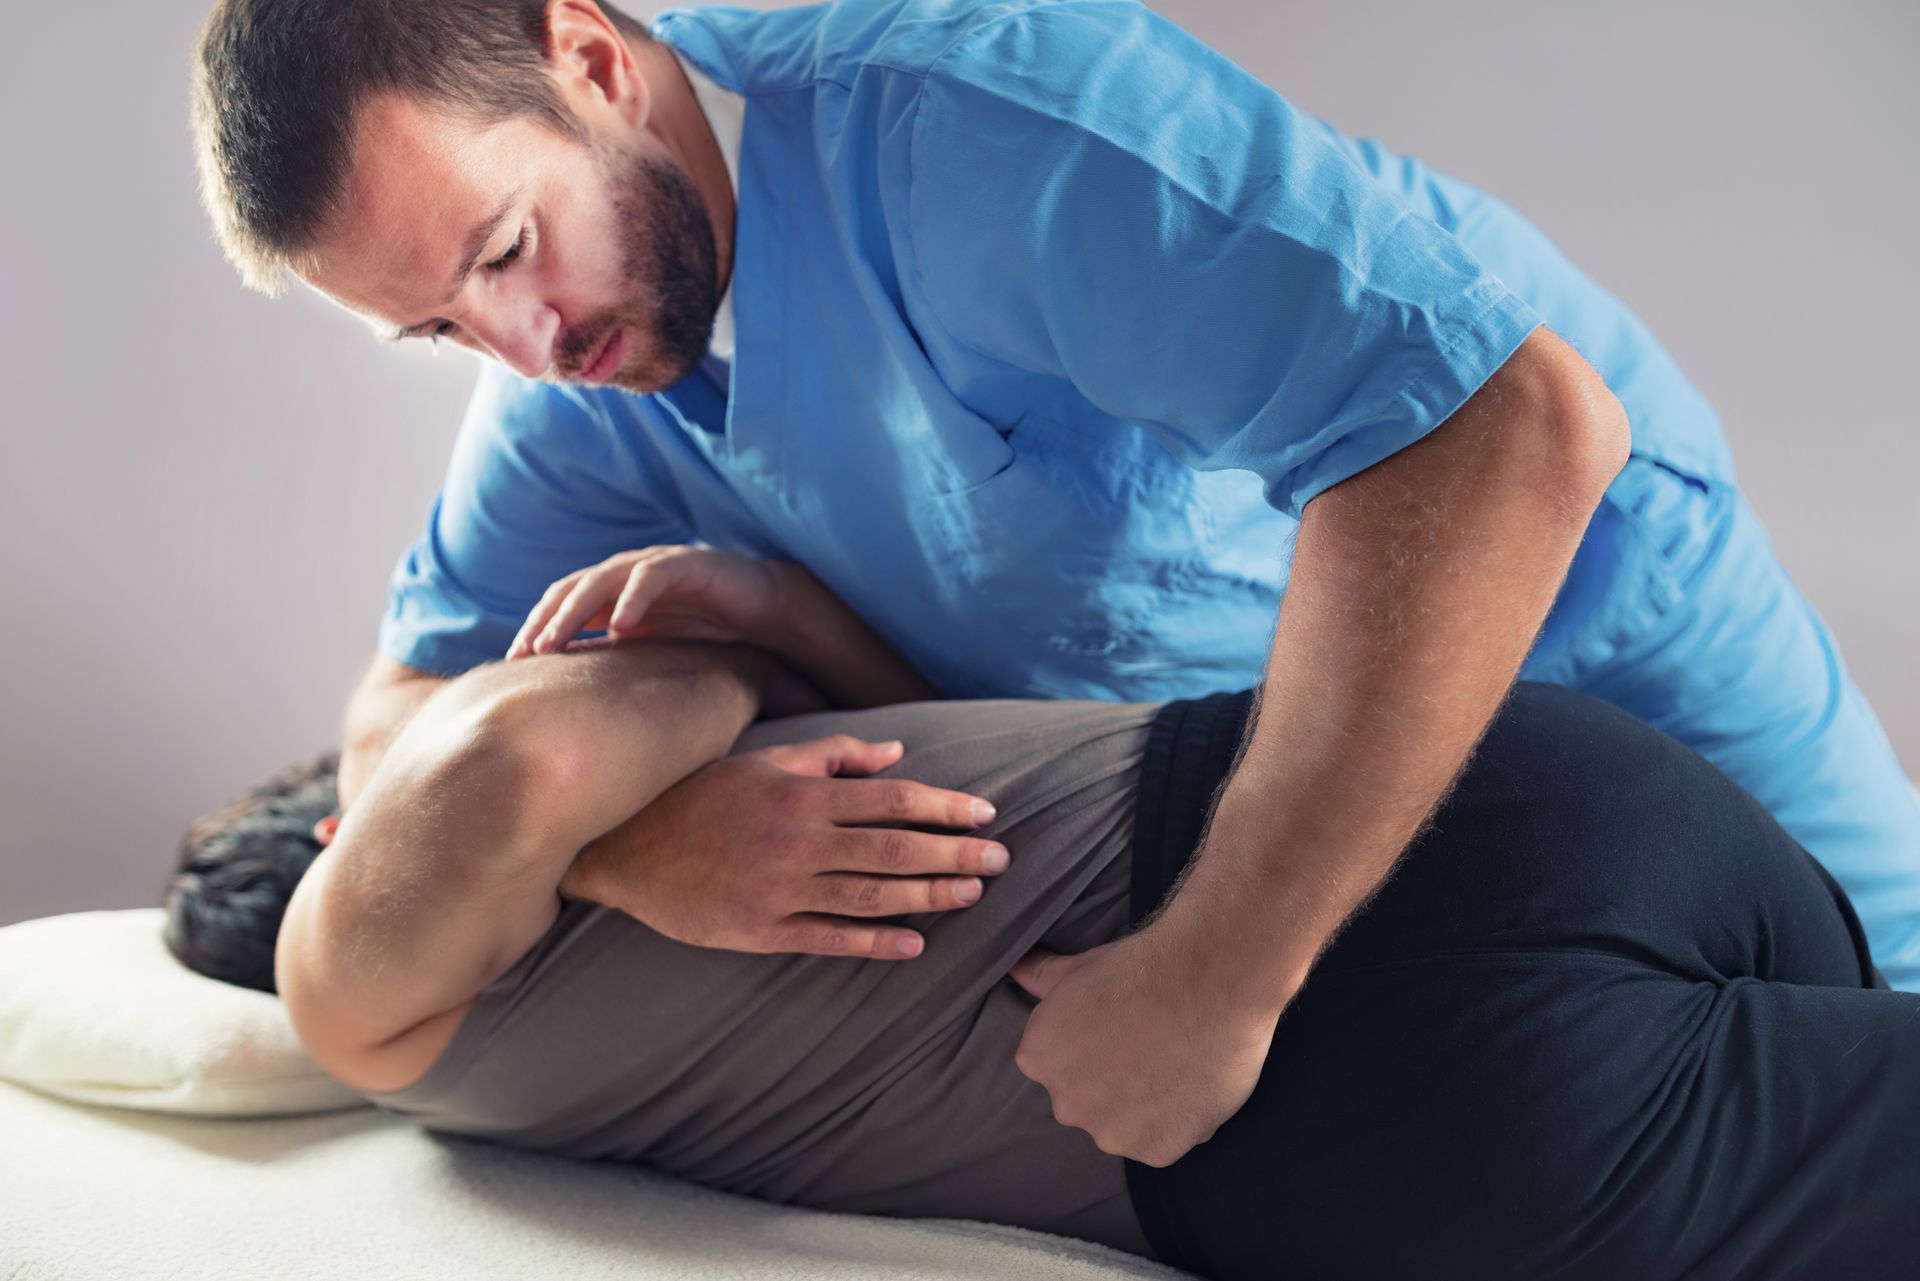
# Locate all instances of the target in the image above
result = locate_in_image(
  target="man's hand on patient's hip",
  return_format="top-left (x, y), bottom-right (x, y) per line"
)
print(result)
top-left (556, 734), bottom-right (1008, 959)
top-left (1009, 917), bottom-right (1286, 1167)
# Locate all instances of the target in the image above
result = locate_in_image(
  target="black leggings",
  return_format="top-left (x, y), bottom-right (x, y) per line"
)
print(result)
top-left (1125, 681), bottom-right (1918, 1281)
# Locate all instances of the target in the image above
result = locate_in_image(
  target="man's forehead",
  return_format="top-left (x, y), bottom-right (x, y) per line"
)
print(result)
top-left (305, 95), bottom-right (528, 317)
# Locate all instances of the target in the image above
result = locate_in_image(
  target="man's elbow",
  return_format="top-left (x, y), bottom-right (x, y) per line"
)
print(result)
top-left (1558, 382), bottom-right (1632, 510)
top-left (1531, 330), bottom-right (1633, 511)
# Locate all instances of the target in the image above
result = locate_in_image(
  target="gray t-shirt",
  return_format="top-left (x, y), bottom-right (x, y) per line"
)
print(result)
top-left (361, 698), bottom-right (1162, 1260)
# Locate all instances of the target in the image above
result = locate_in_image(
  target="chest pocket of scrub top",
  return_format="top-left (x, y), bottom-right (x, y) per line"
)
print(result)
top-left (914, 412), bottom-right (1220, 665)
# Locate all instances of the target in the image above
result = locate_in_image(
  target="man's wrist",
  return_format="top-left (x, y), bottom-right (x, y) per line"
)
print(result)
top-left (759, 560), bottom-right (943, 708)
top-left (760, 561), bottom-right (831, 665)
top-left (708, 641), bottom-right (774, 715)
top-left (1148, 760), bottom-right (1341, 1020)
top-left (556, 816), bottom-right (649, 915)
top-left (1149, 882), bottom-right (1319, 1023)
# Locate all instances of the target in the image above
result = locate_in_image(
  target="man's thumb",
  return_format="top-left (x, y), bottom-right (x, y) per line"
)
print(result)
top-left (1009, 947), bottom-right (1074, 1000)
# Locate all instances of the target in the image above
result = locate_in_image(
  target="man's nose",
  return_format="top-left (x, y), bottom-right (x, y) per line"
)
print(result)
top-left (463, 299), bottom-right (558, 380)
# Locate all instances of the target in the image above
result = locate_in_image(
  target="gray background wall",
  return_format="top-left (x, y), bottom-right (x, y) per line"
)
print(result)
top-left (3, 1), bottom-right (1914, 927)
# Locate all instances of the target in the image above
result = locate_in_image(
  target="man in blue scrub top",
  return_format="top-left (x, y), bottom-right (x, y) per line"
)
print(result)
top-left (190, 0), bottom-right (1920, 1164)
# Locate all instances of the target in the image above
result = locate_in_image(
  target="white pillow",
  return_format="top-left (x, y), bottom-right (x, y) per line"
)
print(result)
top-left (0, 908), bottom-right (367, 1117)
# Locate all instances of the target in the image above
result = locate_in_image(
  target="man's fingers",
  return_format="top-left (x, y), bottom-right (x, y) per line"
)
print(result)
top-left (824, 775), bottom-right (998, 829)
top-left (754, 734), bottom-right (905, 779)
top-left (818, 827), bottom-right (1010, 878)
top-left (809, 871), bottom-right (988, 917)
top-left (771, 913), bottom-right (925, 959)
top-left (508, 574), bottom-right (582, 659)
top-left (534, 573), bottom-right (621, 654)
top-left (608, 557), bottom-right (687, 633)
top-left (830, 737), bottom-right (914, 777)
top-left (1009, 947), bottom-right (1067, 1000)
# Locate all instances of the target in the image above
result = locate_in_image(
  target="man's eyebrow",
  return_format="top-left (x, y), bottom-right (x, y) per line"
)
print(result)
top-left (385, 189), bottom-right (524, 341)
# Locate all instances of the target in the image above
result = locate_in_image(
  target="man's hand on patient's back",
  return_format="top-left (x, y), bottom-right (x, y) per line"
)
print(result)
top-left (557, 734), bottom-right (1009, 959)
top-left (508, 544), bottom-right (786, 659)
top-left (505, 545), bottom-right (942, 709)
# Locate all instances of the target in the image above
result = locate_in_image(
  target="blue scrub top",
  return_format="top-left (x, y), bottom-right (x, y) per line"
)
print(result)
top-left (379, 0), bottom-right (1737, 701)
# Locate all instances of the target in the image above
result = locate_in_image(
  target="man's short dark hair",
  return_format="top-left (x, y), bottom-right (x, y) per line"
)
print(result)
top-left (189, 0), bottom-right (654, 296)
top-left (161, 751), bottom-right (339, 993)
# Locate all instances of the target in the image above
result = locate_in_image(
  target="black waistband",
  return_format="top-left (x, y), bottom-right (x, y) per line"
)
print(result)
top-left (1124, 686), bottom-right (1257, 1273)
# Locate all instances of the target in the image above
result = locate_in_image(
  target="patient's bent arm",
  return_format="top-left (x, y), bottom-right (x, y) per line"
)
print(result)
top-left (277, 641), bottom-right (768, 1079)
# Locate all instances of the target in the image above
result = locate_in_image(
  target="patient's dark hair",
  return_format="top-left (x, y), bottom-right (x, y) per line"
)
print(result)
top-left (162, 752), bottom-right (340, 994)
top-left (190, 0), bottom-right (655, 295)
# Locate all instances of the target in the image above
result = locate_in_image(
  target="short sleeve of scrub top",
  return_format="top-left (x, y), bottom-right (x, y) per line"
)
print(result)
top-left (904, 0), bottom-right (1547, 520)
top-left (377, 362), bottom-right (693, 677)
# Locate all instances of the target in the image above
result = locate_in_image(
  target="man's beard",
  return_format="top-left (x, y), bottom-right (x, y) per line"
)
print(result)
top-left (553, 144), bottom-right (719, 393)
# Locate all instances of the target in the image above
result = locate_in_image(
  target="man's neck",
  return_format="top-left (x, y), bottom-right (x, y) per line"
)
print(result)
top-left (631, 34), bottom-right (735, 305)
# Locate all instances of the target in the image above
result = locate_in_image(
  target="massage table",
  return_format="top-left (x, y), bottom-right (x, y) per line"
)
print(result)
top-left (11, 761), bottom-right (1918, 1281)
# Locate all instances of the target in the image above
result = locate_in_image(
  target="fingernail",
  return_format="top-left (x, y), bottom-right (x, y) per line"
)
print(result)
top-left (895, 935), bottom-right (922, 957)
top-left (971, 800), bottom-right (997, 825)
top-left (955, 878), bottom-right (982, 904)
top-left (982, 845), bottom-right (1009, 873)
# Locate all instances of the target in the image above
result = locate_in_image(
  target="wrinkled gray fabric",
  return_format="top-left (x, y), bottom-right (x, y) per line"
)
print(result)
top-left (362, 698), bottom-right (1161, 1260)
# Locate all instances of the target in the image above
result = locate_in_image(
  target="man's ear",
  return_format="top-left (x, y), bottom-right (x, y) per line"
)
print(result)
top-left (545, 0), bottom-right (652, 132)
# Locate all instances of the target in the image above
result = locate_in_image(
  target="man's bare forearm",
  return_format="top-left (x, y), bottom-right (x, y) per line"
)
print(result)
top-left (279, 641), bottom-right (767, 1047)
top-left (1152, 327), bottom-right (1631, 1013)
top-left (762, 562), bottom-right (944, 707)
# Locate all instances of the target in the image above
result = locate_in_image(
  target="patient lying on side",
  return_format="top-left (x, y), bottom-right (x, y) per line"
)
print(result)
top-left (166, 572), bottom-right (1168, 1258)
top-left (164, 555), bottom-right (1920, 1281)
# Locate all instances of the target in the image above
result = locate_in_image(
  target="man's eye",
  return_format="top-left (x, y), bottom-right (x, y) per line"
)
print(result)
top-left (485, 228), bottom-right (527, 274)
top-left (429, 321), bottom-right (456, 344)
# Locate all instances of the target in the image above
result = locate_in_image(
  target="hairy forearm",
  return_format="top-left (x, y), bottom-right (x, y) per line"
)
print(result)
top-left (282, 642), bottom-right (766, 1044)
top-left (1153, 328), bottom-right (1630, 1013)
top-left (762, 561), bottom-right (944, 707)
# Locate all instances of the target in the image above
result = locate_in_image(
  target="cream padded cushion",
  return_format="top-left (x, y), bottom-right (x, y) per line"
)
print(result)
top-left (0, 908), bottom-right (366, 1116)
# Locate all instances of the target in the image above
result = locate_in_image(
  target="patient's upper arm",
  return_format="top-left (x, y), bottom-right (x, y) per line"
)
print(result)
top-left (276, 693), bottom-right (565, 1089)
